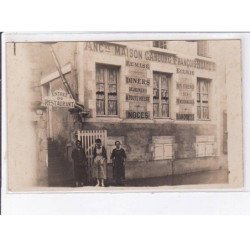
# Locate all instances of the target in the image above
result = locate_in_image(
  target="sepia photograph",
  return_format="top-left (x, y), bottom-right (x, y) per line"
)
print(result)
top-left (4, 36), bottom-right (243, 191)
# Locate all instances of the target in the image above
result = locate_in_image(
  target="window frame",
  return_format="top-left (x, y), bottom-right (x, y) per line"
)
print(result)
top-left (153, 41), bottom-right (168, 49)
top-left (96, 64), bottom-right (119, 117)
top-left (197, 78), bottom-right (211, 121)
top-left (153, 71), bottom-right (171, 118)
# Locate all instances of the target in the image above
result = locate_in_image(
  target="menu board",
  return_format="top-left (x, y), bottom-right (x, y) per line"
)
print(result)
top-left (176, 73), bottom-right (195, 121)
top-left (125, 59), bottom-right (151, 118)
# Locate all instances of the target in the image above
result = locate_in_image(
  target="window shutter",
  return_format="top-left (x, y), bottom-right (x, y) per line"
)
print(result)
top-left (154, 144), bottom-right (164, 160)
top-left (163, 144), bottom-right (173, 159)
top-left (196, 143), bottom-right (206, 157)
top-left (205, 143), bottom-right (214, 156)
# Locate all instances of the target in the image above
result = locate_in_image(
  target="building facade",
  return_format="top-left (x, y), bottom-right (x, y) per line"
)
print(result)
top-left (7, 39), bottom-right (232, 188)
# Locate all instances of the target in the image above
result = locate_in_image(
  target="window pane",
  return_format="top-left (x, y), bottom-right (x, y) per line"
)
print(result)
top-left (161, 89), bottom-right (168, 100)
top-left (202, 94), bottom-right (208, 102)
top-left (108, 100), bottom-right (117, 115)
top-left (108, 69), bottom-right (117, 84)
top-left (162, 103), bottom-right (169, 117)
top-left (161, 75), bottom-right (168, 89)
top-left (108, 84), bottom-right (117, 93)
top-left (153, 103), bottom-right (159, 117)
top-left (153, 41), bottom-right (167, 49)
top-left (96, 68), bottom-right (105, 82)
top-left (202, 107), bottom-right (209, 119)
top-left (197, 93), bottom-right (200, 102)
top-left (197, 106), bottom-right (201, 119)
top-left (153, 74), bottom-right (160, 107)
top-left (153, 74), bottom-right (159, 88)
top-left (96, 100), bottom-right (105, 115)
top-left (96, 83), bottom-right (105, 92)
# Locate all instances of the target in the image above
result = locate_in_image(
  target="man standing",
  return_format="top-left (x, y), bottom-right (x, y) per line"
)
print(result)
top-left (71, 140), bottom-right (87, 187)
top-left (111, 141), bottom-right (127, 186)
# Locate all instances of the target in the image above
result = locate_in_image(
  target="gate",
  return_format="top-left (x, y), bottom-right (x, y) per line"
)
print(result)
top-left (77, 130), bottom-right (107, 167)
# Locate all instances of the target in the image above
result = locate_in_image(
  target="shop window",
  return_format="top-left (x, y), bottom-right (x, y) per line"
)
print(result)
top-left (197, 41), bottom-right (209, 57)
top-left (96, 65), bottom-right (119, 116)
top-left (153, 72), bottom-right (171, 118)
top-left (196, 136), bottom-right (216, 157)
top-left (197, 78), bottom-right (210, 120)
top-left (153, 41), bottom-right (168, 49)
top-left (152, 136), bottom-right (174, 160)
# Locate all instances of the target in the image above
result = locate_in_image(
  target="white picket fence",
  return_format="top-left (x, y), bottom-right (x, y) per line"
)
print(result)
top-left (77, 130), bottom-right (107, 167)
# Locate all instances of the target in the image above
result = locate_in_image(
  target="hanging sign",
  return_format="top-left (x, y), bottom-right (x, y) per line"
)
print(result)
top-left (42, 88), bottom-right (75, 108)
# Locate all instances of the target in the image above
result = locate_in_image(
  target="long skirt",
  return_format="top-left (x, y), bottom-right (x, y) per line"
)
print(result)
top-left (113, 161), bottom-right (125, 184)
top-left (74, 164), bottom-right (87, 183)
top-left (93, 156), bottom-right (107, 179)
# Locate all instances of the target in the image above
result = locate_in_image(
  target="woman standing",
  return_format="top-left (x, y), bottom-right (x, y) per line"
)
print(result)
top-left (93, 138), bottom-right (107, 187)
top-left (111, 141), bottom-right (127, 186)
top-left (71, 140), bottom-right (87, 187)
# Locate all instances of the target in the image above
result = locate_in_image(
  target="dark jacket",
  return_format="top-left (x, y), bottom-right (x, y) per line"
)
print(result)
top-left (93, 146), bottom-right (107, 160)
top-left (71, 147), bottom-right (87, 164)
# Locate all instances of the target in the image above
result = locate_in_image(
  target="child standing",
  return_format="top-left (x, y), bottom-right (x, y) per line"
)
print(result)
top-left (93, 138), bottom-right (107, 187)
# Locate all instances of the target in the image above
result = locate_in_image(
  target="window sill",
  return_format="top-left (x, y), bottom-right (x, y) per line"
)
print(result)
top-left (96, 115), bottom-right (119, 118)
top-left (154, 117), bottom-right (174, 123)
top-left (197, 119), bottom-right (211, 122)
top-left (86, 116), bottom-right (122, 123)
top-left (196, 155), bottom-right (218, 158)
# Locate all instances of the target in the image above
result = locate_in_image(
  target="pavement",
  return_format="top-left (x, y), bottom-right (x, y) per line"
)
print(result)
top-left (14, 169), bottom-right (230, 192)
top-left (125, 169), bottom-right (229, 187)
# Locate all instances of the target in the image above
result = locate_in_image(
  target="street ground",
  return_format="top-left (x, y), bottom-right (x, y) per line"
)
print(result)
top-left (14, 169), bottom-right (230, 192)
top-left (125, 169), bottom-right (229, 187)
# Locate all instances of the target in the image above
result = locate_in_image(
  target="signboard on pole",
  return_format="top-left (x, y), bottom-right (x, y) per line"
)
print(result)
top-left (42, 88), bottom-right (75, 108)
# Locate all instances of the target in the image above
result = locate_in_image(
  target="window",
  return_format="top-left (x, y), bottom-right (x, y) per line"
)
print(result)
top-left (196, 136), bottom-right (216, 157)
top-left (197, 41), bottom-right (209, 57)
top-left (96, 65), bottom-right (119, 116)
top-left (153, 72), bottom-right (171, 118)
top-left (197, 78), bottom-right (210, 120)
top-left (153, 41), bottom-right (168, 49)
top-left (152, 136), bottom-right (174, 160)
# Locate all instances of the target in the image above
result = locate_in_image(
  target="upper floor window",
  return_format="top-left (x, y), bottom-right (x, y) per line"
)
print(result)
top-left (96, 64), bottom-right (119, 116)
top-left (197, 40), bottom-right (209, 57)
top-left (153, 41), bottom-right (168, 49)
top-left (197, 78), bottom-right (210, 120)
top-left (153, 72), bottom-right (171, 118)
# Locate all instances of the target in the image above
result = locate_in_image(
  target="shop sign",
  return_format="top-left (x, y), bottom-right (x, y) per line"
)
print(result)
top-left (176, 76), bottom-right (195, 120)
top-left (126, 94), bottom-right (150, 102)
top-left (129, 86), bottom-right (147, 94)
top-left (84, 41), bottom-right (216, 71)
top-left (126, 111), bottom-right (150, 119)
top-left (42, 88), bottom-right (75, 108)
top-left (176, 113), bottom-right (194, 121)
top-left (126, 76), bottom-right (150, 86)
